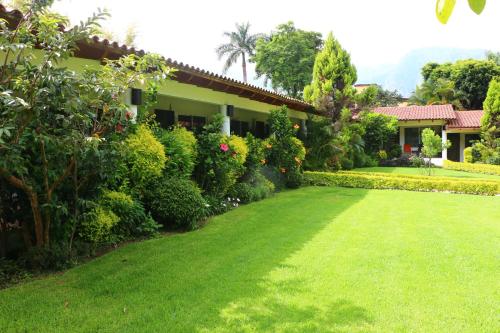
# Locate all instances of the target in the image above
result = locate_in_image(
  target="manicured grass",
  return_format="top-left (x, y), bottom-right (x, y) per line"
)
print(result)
top-left (353, 166), bottom-right (500, 180)
top-left (1, 187), bottom-right (499, 332)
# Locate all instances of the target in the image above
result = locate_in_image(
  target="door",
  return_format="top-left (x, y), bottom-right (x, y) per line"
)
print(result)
top-left (447, 133), bottom-right (460, 162)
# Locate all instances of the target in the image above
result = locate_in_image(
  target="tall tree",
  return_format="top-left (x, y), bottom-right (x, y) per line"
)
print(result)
top-left (481, 78), bottom-right (500, 143)
top-left (355, 85), bottom-right (403, 109)
top-left (303, 32), bottom-right (357, 122)
top-left (486, 51), bottom-right (500, 66)
top-left (409, 78), bottom-right (463, 109)
top-left (215, 22), bottom-right (262, 83)
top-left (252, 22), bottom-right (322, 98)
top-left (413, 59), bottom-right (500, 109)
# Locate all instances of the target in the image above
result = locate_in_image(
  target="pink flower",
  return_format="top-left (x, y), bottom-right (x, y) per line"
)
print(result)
top-left (220, 143), bottom-right (229, 152)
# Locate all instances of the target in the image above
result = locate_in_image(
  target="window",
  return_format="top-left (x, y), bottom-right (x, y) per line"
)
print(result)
top-left (178, 115), bottom-right (206, 132)
top-left (155, 109), bottom-right (175, 129)
top-left (230, 120), bottom-right (250, 137)
top-left (465, 134), bottom-right (480, 148)
top-left (253, 121), bottom-right (269, 139)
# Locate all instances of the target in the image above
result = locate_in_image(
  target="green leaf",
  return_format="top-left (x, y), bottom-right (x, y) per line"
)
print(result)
top-left (468, 0), bottom-right (486, 14)
top-left (436, 0), bottom-right (457, 24)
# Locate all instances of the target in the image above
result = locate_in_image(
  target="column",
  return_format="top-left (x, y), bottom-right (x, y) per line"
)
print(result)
top-left (220, 105), bottom-right (230, 135)
top-left (459, 133), bottom-right (465, 162)
top-left (441, 129), bottom-right (448, 161)
top-left (301, 119), bottom-right (307, 137)
top-left (399, 127), bottom-right (405, 148)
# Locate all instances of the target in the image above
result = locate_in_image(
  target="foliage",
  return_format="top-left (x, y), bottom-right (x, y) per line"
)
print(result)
top-left (0, 258), bottom-right (30, 289)
top-left (359, 112), bottom-right (398, 156)
top-left (156, 126), bottom-right (197, 179)
top-left (464, 147), bottom-right (473, 163)
top-left (194, 114), bottom-right (246, 197)
top-left (302, 116), bottom-right (342, 171)
top-left (413, 60), bottom-right (500, 110)
top-left (421, 128), bottom-right (450, 175)
top-left (229, 173), bottom-right (275, 204)
top-left (79, 206), bottom-right (119, 245)
top-left (355, 85), bottom-right (403, 109)
top-left (303, 32), bottom-right (357, 122)
top-left (227, 135), bottom-right (248, 165)
top-left (100, 191), bottom-right (159, 239)
top-left (144, 176), bottom-right (206, 230)
top-left (243, 133), bottom-right (266, 176)
top-left (253, 22), bottom-right (322, 98)
top-left (265, 107), bottom-right (306, 188)
top-left (121, 125), bottom-right (166, 192)
top-left (409, 155), bottom-right (425, 168)
top-left (0, 2), bottom-right (171, 252)
top-left (436, 0), bottom-right (486, 24)
top-left (481, 78), bottom-right (500, 143)
top-left (304, 171), bottom-right (500, 196)
top-left (443, 160), bottom-right (500, 176)
top-left (215, 22), bottom-right (262, 82)
top-left (486, 51), bottom-right (500, 66)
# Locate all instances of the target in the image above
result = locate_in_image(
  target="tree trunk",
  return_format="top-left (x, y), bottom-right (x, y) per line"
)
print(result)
top-left (242, 53), bottom-right (247, 83)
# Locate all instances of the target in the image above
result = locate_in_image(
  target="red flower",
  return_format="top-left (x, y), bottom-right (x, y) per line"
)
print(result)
top-left (220, 143), bottom-right (229, 152)
top-left (125, 111), bottom-right (133, 120)
top-left (115, 123), bottom-right (123, 133)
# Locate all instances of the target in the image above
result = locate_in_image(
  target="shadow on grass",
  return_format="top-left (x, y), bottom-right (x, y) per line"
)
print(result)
top-left (0, 187), bottom-right (371, 332)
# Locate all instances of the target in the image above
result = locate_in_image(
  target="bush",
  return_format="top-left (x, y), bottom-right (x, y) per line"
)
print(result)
top-left (464, 147), bottom-right (473, 163)
top-left (194, 114), bottom-right (245, 197)
top-left (359, 112), bottom-right (398, 156)
top-left (266, 107), bottom-right (306, 188)
top-left (410, 155), bottom-right (425, 168)
top-left (156, 126), bottom-right (197, 179)
top-left (79, 206), bottom-right (120, 245)
top-left (388, 144), bottom-right (402, 159)
top-left (379, 155), bottom-right (412, 167)
top-left (144, 177), bottom-right (206, 230)
top-left (227, 135), bottom-right (249, 165)
top-left (304, 171), bottom-right (500, 196)
top-left (0, 258), bottom-right (30, 289)
top-left (121, 124), bottom-right (166, 192)
top-left (100, 191), bottom-right (160, 239)
top-left (443, 160), bottom-right (500, 176)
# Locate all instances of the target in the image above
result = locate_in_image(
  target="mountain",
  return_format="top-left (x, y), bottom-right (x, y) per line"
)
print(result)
top-left (357, 47), bottom-right (488, 97)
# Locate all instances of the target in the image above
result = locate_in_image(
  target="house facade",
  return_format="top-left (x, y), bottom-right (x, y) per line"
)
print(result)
top-left (373, 105), bottom-right (483, 165)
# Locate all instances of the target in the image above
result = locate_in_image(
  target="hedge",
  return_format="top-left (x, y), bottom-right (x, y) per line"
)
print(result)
top-left (343, 170), bottom-right (500, 183)
top-left (443, 160), bottom-right (500, 176)
top-left (304, 171), bottom-right (500, 196)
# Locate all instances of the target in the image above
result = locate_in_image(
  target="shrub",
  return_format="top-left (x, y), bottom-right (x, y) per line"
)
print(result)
top-left (443, 160), bottom-right (500, 176)
top-left (230, 172), bottom-right (275, 204)
top-left (144, 177), bottom-right (206, 230)
top-left (100, 191), bottom-right (160, 239)
top-left (194, 114), bottom-right (245, 197)
top-left (79, 207), bottom-right (120, 244)
top-left (379, 154), bottom-right (412, 167)
top-left (227, 135), bottom-right (249, 165)
top-left (244, 133), bottom-right (266, 176)
top-left (304, 171), bottom-right (500, 196)
top-left (0, 258), bottom-right (30, 289)
top-left (359, 112), bottom-right (398, 156)
top-left (121, 124), bottom-right (166, 191)
top-left (388, 144), bottom-right (402, 159)
top-left (410, 155), bottom-right (425, 168)
top-left (464, 147), bottom-right (473, 163)
top-left (266, 107), bottom-right (306, 188)
top-left (156, 126), bottom-right (197, 179)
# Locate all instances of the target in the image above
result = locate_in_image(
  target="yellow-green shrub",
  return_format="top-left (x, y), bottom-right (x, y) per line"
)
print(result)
top-left (304, 171), bottom-right (500, 196)
top-left (157, 126), bottom-right (198, 178)
top-left (443, 160), bottom-right (500, 176)
top-left (463, 147), bottom-right (473, 163)
top-left (80, 207), bottom-right (120, 244)
top-left (123, 124), bottom-right (166, 187)
top-left (228, 135), bottom-right (248, 165)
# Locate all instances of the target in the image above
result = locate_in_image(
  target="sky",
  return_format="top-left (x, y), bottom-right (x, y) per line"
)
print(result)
top-left (50, 0), bottom-right (500, 86)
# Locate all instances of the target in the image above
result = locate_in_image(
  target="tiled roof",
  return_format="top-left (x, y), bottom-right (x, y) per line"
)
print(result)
top-left (373, 104), bottom-right (456, 120)
top-left (447, 110), bottom-right (483, 129)
top-left (0, 4), bottom-right (315, 113)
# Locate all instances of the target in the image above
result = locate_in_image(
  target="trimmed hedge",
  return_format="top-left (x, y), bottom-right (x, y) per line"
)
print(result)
top-left (443, 160), bottom-right (500, 176)
top-left (304, 171), bottom-right (500, 196)
top-left (345, 170), bottom-right (500, 183)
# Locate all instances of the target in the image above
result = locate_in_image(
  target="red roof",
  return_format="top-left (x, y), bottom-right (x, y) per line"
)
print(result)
top-left (373, 104), bottom-right (456, 121)
top-left (447, 111), bottom-right (483, 129)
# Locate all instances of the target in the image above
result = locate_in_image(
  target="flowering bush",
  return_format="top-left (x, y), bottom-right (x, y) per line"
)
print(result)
top-left (265, 106), bottom-right (306, 188)
top-left (194, 114), bottom-right (246, 197)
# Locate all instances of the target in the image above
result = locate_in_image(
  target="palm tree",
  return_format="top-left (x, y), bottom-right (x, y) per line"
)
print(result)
top-left (216, 22), bottom-right (262, 83)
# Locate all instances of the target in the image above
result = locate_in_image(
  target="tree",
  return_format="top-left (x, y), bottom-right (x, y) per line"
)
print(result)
top-left (436, 0), bottom-right (486, 24)
top-left (421, 128), bottom-right (450, 175)
top-left (486, 51), bottom-right (500, 66)
top-left (481, 78), bottom-right (500, 146)
top-left (355, 85), bottom-right (403, 109)
top-left (413, 60), bottom-right (500, 109)
top-left (360, 112), bottom-right (398, 156)
top-left (303, 32), bottom-right (357, 122)
top-left (0, 2), bottom-right (171, 249)
top-left (252, 22), bottom-right (322, 98)
top-left (215, 22), bottom-right (262, 83)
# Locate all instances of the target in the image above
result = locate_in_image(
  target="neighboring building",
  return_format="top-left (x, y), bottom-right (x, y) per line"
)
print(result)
top-left (373, 105), bottom-right (483, 165)
top-left (0, 5), bottom-right (316, 138)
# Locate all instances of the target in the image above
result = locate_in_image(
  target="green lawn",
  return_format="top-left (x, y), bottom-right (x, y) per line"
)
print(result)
top-left (352, 166), bottom-right (500, 180)
top-left (1, 187), bottom-right (499, 332)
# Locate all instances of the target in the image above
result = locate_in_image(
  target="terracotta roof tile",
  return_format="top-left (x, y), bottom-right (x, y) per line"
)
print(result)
top-left (447, 110), bottom-right (483, 129)
top-left (373, 104), bottom-right (456, 120)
